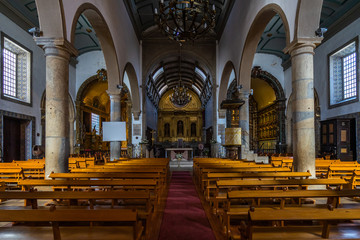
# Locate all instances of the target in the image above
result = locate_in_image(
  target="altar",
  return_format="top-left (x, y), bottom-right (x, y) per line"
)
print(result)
top-left (165, 148), bottom-right (193, 167)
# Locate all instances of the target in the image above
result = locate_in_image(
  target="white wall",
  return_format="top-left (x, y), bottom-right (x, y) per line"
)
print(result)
top-left (75, 50), bottom-right (106, 95)
top-left (0, 12), bottom-right (46, 146)
top-left (252, 53), bottom-right (285, 87)
top-left (314, 17), bottom-right (360, 120)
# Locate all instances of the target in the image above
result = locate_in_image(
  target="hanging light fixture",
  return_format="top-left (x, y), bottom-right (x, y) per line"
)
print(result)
top-left (169, 46), bottom-right (192, 107)
top-left (154, 0), bottom-right (216, 42)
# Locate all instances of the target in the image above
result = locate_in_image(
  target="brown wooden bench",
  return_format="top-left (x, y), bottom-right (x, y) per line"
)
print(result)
top-left (0, 208), bottom-right (142, 240)
top-left (0, 168), bottom-right (24, 189)
top-left (224, 189), bottom-right (360, 238)
top-left (247, 207), bottom-right (360, 239)
top-left (316, 160), bottom-right (358, 178)
top-left (49, 172), bottom-right (166, 190)
top-left (17, 179), bottom-right (161, 203)
top-left (0, 190), bottom-right (152, 236)
top-left (211, 178), bottom-right (349, 217)
top-left (202, 171), bottom-right (311, 193)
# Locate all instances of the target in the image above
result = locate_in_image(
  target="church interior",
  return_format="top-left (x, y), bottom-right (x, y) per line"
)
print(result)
top-left (1, 0), bottom-right (360, 239)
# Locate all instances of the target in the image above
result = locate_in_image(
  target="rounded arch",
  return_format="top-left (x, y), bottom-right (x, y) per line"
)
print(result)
top-left (69, 3), bottom-right (121, 90)
top-left (218, 61), bottom-right (236, 115)
top-left (251, 66), bottom-right (285, 101)
top-left (123, 63), bottom-right (141, 119)
top-left (295, 0), bottom-right (323, 39)
top-left (35, 0), bottom-right (66, 38)
top-left (238, 3), bottom-right (291, 90)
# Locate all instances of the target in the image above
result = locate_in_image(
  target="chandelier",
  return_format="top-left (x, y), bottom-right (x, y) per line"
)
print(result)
top-left (154, 0), bottom-right (216, 42)
top-left (170, 84), bottom-right (192, 107)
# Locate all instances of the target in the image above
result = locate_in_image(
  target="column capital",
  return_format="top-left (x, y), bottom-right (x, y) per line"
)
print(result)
top-left (34, 37), bottom-right (78, 59)
top-left (284, 38), bottom-right (322, 57)
top-left (132, 110), bottom-right (141, 120)
top-left (106, 89), bottom-right (121, 101)
top-left (218, 109), bottom-right (226, 119)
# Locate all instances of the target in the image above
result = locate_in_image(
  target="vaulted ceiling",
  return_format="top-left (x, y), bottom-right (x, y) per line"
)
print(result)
top-left (146, 54), bottom-right (212, 108)
top-left (1, 0), bottom-right (360, 59)
top-left (257, 0), bottom-right (360, 62)
top-left (0, 0), bottom-right (101, 55)
top-left (123, 0), bottom-right (235, 40)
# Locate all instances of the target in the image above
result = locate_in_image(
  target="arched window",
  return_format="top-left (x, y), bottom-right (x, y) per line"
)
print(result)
top-left (191, 123), bottom-right (196, 137)
top-left (164, 123), bottom-right (170, 137)
top-left (177, 120), bottom-right (184, 136)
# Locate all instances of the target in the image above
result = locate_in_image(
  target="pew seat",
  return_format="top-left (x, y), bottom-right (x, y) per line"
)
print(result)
top-left (0, 208), bottom-right (142, 240)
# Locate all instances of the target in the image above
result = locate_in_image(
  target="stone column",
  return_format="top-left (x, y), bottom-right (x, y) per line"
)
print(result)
top-left (287, 42), bottom-right (317, 176)
top-left (106, 89), bottom-right (122, 160)
top-left (239, 91), bottom-right (250, 159)
top-left (35, 38), bottom-right (77, 177)
top-left (69, 118), bottom-right (74, 154)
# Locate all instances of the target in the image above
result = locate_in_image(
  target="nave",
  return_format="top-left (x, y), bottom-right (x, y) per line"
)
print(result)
top-left (1, 157), bottom-right (360, 240)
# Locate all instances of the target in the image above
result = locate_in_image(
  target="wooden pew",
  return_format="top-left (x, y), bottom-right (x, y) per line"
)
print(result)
top-left (70, 167), bottom-right (168, 186)
top-left (17, 179), bottom-right (161, 203)
top-left (270, 157), bottom-right (293, 170)
top-left (212, 178), bottom-right (349, 213)
top-left (202, 171), bottom-right (311, 193)
top-left (316, 160), bottom-right (357, 178)
top-left (216, 178), bottom-right (349, 191)
top-left (11, 160), bottom-right (45, 178)
top-left (0, 190), bottom-right (152, 235)
top-left (348, 170), bottom-right (360, 189)
top-left (327, 165), bottom-right (360, 177)
top-left (225, 189), bottom-right (360, 238)
top-left (0, 168), bottom-right (24, 189)
top-left (200, 167), bottom-right (291, 191)
top-left (0, 208), bottom-right (142, 240)
top-left (49, 172), bottom-right (166, 190)
top-left (247, 207), bottom-right (360, 239)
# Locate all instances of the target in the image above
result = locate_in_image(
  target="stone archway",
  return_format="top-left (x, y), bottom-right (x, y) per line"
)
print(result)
top-left (238, 3), bottom-right (290, 91)
top-left (75, 75), bottom-right (132, 154)
top-left (70, 3), bottom-right (121, 91)
top-left (251, 66), bottom-right (286, 153)
top-left (218, 61), bottom-right (236, 118)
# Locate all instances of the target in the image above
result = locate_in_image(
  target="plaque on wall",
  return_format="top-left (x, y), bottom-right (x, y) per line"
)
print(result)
top-left (133, 124), bottom-right (141, 136)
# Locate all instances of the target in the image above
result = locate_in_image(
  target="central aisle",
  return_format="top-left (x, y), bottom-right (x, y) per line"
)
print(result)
top-left (158, 171), bottom-right (216, 240)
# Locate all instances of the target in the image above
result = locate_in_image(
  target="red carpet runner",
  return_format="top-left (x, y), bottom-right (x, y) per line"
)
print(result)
top-left (158, 171), bottom-right (216, 240)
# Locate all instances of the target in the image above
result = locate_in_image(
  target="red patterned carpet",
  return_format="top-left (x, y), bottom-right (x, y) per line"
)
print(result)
top-left (158, 171), bottom-right (216, 240)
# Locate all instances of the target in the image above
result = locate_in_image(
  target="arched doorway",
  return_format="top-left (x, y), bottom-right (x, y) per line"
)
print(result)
top-left (226, 67), bottom-right (286, 154)
top-left (75, 74), bottom-right (131, 156)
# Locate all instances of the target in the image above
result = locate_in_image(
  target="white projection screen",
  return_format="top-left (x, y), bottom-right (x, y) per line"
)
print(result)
top-left (102, 121), bottom-right (127, 141)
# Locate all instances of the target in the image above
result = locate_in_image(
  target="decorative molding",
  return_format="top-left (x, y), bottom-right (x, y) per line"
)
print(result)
top-left (34, 37), bottom-right (78, 57)
top-left (132, 110), bottom-right (141, 120)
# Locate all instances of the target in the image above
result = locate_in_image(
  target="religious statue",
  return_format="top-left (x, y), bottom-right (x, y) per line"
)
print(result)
top-left (177, 120), bottom-right (184, 136)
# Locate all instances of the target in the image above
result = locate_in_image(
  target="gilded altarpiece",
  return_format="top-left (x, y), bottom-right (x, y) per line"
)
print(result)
top-left (157, 89), bottom-right (203, 142)
top-left (75, 77), bottom-right (131, 153)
